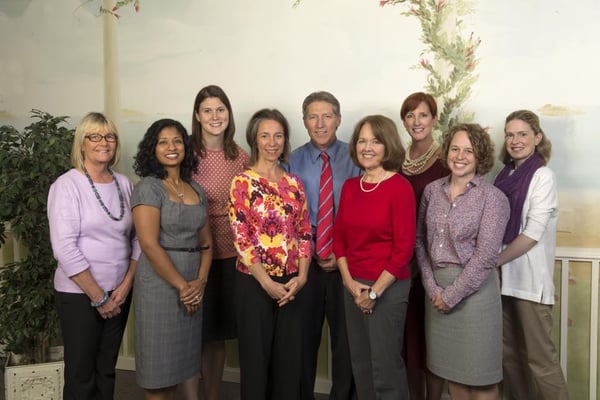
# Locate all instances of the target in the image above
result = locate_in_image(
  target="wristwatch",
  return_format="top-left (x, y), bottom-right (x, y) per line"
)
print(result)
top-left (368, 288), bottom-right (378, 300)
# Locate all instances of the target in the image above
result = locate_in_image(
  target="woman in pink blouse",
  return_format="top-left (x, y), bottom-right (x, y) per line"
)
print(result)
top-left (183, 85), bottom-right (249, 400)
top-left (229, 108), bottom-right (312, 400)
top-left (415, 124), bottom-right (509, 400)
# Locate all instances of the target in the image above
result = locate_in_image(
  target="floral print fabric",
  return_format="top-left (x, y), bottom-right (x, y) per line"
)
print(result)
top-left (229, 169), bottom-right (312, 277)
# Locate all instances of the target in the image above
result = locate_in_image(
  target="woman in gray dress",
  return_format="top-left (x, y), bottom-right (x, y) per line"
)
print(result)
top-left (132, 118), bottom-right (213, 400)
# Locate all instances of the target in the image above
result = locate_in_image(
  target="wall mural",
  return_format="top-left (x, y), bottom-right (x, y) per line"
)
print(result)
top-left (99, 0), bottom-right (140, 18)
top-left (1, 1), bottom-right (599, 397)
top-left (297, 0), bottom-right (600, 249)
top-left (0, 4), bottom-right (597, 240)
top-left (380, 0), bottom-right (480, 136)
top-left (0, 1), bottom-right (597, 241)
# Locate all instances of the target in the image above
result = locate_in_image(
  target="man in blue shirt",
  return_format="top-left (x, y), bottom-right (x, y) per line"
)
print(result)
top-left (289, 91), bottom-right (361, 399)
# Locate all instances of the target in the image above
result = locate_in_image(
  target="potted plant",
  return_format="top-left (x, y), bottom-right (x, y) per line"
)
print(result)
top-left (0, 110), bottom-right (73, 382)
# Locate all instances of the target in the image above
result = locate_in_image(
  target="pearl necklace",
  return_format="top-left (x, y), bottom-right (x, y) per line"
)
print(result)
top-left (82, 166), bottom-right (125, 221)
top-left (359, 171), bottom-right (389, 193)
top-left (402, 141), bottom-right (440, 175)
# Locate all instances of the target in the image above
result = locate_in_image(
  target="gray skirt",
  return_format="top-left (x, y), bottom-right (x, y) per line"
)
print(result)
top-left (425, 266), bottom-right (502, 386)
top-left (134, 250), bottom-right (203, 389)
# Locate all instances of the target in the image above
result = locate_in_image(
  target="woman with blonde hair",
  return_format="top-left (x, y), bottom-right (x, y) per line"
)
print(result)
top-left (495, 110), bottom-right (568, 399)
top-left (48, 112), bottom-right (140, 399)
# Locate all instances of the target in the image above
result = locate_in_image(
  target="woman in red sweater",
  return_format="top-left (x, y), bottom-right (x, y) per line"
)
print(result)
top-left (333, 115), bottom-right (416, 400)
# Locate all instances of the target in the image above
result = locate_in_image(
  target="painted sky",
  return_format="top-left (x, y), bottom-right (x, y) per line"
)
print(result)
top-left (1, 1), bottom-right (599, 112)
top-left (1, 0), bottom-right (599, 190)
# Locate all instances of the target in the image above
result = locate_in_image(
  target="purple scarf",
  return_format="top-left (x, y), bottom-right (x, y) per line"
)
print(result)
top-left (494, 153), bottom-right (545, 244)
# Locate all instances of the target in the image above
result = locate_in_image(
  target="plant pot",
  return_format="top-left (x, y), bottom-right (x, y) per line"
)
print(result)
top-left (46, 346), bottom-right (64, 363)
top-left (4, 355), bottom-right (64, 400)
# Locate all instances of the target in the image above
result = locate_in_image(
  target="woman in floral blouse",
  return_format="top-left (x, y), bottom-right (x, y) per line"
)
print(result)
top-left (229, 108), bottom-right (312, 400)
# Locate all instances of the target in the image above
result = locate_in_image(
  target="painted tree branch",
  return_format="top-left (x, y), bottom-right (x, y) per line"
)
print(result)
top-left (380, 0), bottom-right (480, 135)
top-left (98, 0), bottom-right (140, 19)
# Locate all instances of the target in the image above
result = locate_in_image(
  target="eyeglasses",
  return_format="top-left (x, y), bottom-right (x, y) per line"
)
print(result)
top-left (85, 133), bottom-right (118, 143)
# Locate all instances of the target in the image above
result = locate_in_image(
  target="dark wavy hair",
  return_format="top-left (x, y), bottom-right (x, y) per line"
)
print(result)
top-left (440, 123), bottom-right (495, 175)
top-left (191, 84), bottom-right (239, 160)
top-left (133, 118), bottom-right (199, 181)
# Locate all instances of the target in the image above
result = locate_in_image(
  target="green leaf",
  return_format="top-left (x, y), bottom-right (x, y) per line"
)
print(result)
top-left (0, 110), bottom-right (73, 362)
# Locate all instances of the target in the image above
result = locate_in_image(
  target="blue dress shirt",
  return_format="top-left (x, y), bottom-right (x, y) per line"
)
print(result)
top-left (288, 138), bottom-right (362, 228)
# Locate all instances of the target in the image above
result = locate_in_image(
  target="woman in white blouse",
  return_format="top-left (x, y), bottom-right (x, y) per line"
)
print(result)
top-left (494, 110), bottom-right (568, 399)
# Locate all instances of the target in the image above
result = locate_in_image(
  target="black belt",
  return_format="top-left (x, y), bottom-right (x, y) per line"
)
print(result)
top-left (163, 246), bottom-right (209, 252)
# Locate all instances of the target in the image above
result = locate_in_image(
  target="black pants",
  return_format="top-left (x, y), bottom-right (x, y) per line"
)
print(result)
top-left (55, 291), bottom-right (131, 400)
top-left (235, 271), bottom-right (306, 400)
top-left (301, 262), bottom-right (355, 400)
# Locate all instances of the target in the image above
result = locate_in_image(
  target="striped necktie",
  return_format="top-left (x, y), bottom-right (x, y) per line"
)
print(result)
top-left (316, 152), bottom-right (334, 258)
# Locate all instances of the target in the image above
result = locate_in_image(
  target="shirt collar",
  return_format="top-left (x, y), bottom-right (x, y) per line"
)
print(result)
top-left (440, 174), bottom-right (485, 188)
top-left (308, 138), bottom-right (339, 162)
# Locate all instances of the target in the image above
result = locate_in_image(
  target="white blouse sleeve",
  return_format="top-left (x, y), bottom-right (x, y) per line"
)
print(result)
top-left (521, 167), bottom-right (558, 242)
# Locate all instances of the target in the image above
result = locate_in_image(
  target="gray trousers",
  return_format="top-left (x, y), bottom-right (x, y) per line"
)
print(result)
top-left (344, 278), bottom-right (410, 400)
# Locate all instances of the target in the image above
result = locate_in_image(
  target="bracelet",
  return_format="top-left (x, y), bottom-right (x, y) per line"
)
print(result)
top-left (90, 291), bottom-right (109, 308)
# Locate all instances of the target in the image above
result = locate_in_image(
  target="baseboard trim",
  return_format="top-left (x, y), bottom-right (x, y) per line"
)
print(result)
top-left (116, 356), bottom-right (136, 371)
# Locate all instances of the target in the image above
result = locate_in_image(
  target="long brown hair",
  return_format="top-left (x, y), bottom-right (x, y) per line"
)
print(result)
top-left (190, 85), bottom-right (239, 159)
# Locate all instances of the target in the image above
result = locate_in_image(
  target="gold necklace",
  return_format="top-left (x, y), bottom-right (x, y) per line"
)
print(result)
top-left (165, 178), bottom-right (185, 199)
top-left (402, 141), bottom-right (440, 175)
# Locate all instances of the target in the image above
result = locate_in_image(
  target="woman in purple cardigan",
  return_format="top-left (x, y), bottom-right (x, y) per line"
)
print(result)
top-left (48, 112), bottom-right (140, 400)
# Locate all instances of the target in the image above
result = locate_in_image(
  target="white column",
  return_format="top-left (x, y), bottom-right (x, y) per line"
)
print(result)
top-left (102, 0), bottom-right (122, 136)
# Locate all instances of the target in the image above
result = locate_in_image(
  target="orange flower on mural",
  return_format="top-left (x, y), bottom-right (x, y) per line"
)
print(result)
top-left (99, 0), bottom-right (140, 18)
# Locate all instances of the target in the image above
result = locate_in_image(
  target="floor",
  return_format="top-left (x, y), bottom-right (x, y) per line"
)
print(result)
top-left (115, 369), bottom-right (330, 400)
top-left (1, 366), bottom-right (447, 399)
top-left (0, 367), bottom-right (328, 400)
top-left (115, 369), bottom-right (234, 399)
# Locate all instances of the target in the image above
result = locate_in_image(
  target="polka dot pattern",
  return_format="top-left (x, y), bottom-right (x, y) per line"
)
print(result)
top-left (192, 146), bottom-right (249, 259)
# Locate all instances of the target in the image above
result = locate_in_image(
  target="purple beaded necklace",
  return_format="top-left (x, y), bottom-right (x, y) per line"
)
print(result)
top-left (82, 166), bottom-right (125, 221)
